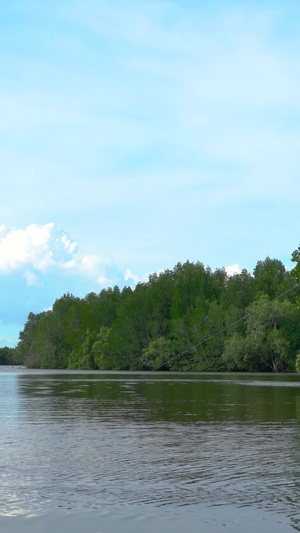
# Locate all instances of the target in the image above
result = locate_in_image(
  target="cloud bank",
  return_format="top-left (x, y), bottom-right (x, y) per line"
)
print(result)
top-left (0, 223), bottom-right (132, 285)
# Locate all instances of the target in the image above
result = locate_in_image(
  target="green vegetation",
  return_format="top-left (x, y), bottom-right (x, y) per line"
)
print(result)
top-left (9, 251), bottom-right (300, 372)
top-left (0, 346), bottom-right (20, 365)
top-left (292, 244), bottom-right (300, 305)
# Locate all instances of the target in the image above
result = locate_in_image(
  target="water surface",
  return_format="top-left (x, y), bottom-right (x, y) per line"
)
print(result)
top-left (1, 369), bottom-right (300, 531)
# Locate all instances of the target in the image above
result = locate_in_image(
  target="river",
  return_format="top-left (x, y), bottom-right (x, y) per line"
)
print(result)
top-left (1, 368), bottom-right (300, 532)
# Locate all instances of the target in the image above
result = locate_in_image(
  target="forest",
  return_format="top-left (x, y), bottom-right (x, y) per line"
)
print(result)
top-left (4, 248), bottom-right (299, 372)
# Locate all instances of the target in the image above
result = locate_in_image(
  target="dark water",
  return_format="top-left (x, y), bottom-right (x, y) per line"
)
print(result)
top-left (1, 369), bottom-right (300, 531)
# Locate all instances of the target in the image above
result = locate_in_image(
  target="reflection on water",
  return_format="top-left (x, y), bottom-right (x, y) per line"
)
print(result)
top-left (1, 369), bottom-right (300, 529)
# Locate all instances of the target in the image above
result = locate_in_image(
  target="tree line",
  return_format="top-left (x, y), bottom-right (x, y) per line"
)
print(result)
top-left (7, 252), bottom-right (300, 372)
top-left (0, 346), bottom-right (17, 365)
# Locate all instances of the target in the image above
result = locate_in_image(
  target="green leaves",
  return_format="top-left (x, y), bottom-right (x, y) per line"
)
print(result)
top-left (222, 296), bottom-right (299, 372)
top-left (141, 337), bottom-right (174, 370)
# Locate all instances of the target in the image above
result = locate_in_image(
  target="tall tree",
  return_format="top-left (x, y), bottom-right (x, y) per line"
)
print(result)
top-left (292, 245), bottom-right (300, 306)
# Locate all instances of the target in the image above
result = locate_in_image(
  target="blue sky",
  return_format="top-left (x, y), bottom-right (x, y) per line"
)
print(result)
top-left (1, 0), bottom-right (300, 346)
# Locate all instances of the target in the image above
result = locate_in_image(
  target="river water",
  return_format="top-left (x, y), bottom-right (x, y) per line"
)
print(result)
top-left (1, 369), bottom-right (300, 532)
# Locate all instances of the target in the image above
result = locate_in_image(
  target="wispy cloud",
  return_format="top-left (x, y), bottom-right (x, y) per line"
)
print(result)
top-left (124, 268), bottom-right (140, 285)
top-left (23, 270), bottom-right (43, 287)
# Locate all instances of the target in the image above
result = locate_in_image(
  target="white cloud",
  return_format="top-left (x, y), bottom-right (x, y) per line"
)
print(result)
top-left (0, 223), bottom-right (55, 273)
top-left (23, 270), bottom-right (42, 287)
top-left (0, 223), bottom-right (82, 276)
top-left (97, 276), bottom-right (113, 287)
top-left (124, 268), bottom-right (140, 285)
top-left (63, 253), bottom-right (113, 282)
top-left (62, 258), bottom-right (76, 269)
top-left (0, 223), bottom-right (135, 293)
top-left (43, 306), bottom-right (53, 312)
top-left (61, 234), bottom-right (78, 254)
top-left (79, 254), bottom-right (104, 275)
top-left (225, 263), bottom-right (242, 277)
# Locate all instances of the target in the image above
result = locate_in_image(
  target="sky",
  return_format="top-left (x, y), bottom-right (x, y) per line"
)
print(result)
top-left (1, 0), bottom-right (300, 346)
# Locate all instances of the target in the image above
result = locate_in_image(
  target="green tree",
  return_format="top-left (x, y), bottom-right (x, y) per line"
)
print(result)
top-left (222, 296), bottom-right (298, 372)
top-left (221, 269), bottom-right (254, 310)
top-left (16, 311), bottom-right (45, 367)
top-left (295, 351), bottom-right (300, 373)
top-left (171, 261), bottom-right (208, 318)
top-left (0, 346), bottom-right (18, 365)
top-left (16, 254), bottom-right (300, 372)
top-left (253, 257), bottom-right (292, 300)
top-left (141, 337), bottom-right (174, 370)
top-left (68, 329), bottom-right (97, 369)
top-left (92, 326), bottom-right (112, 369)
top-left (222, 333), bottom-right (249, 371)
top-left (292, 245), bottom-right (300, 306)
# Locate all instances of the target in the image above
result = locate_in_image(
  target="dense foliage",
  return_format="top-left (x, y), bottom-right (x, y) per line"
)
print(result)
top-left (0, 346), bottom-right (20, 365)
top-left (12, 254), bottom-right (300, 372)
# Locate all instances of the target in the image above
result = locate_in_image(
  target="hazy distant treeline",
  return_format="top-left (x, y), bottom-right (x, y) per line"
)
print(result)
top-left (11, 256), bottom-right (300, 372)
